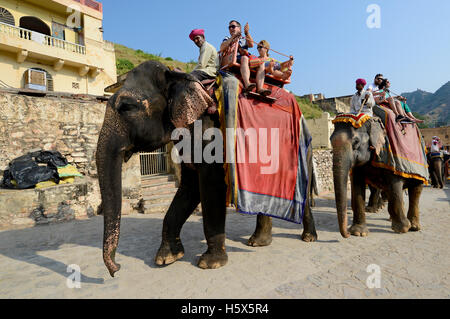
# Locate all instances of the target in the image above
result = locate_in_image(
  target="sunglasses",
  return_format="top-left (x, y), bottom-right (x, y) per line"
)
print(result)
top-left (229, 25), bottom-right (239, 29)
top-left (257, 46), bottom-right (264, 49)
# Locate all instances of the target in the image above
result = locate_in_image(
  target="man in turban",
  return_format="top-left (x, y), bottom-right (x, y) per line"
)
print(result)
top-left (189, 29), bottom-right (219, 81)
top-left (350, 78), bottom-right (375, 116)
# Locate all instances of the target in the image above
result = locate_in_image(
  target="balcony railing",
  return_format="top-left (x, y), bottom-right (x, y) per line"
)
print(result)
top-left (0, 22), bottom-right (86, 55)
top-left (72, 0), bottom-right (103, 13)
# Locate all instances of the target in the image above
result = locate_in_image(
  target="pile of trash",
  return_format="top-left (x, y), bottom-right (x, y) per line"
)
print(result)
top-left (0, 150), bottom-right (83, 189)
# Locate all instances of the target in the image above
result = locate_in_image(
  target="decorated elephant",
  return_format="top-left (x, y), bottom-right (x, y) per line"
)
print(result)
top-left (96, 61), bottom-right (317, 277)
top-left (330, 116), bottom-right (425, 238)
top-left (427, 152), bottom-right (445, 188)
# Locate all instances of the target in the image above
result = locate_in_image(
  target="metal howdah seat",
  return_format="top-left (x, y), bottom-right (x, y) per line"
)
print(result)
top-left (219, 38), bottom-right (291, 89)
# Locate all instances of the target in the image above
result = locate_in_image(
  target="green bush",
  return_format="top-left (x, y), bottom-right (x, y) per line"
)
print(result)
top-left (165, 57), bottom-right (173, 61)
top-left (116, 58), bottom-right (134, 75)
top-left (296, 97), bottom-right (325, 119)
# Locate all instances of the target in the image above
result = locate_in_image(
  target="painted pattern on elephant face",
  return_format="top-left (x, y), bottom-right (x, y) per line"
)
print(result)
top-left (169, 81), bottom-right (215, 128)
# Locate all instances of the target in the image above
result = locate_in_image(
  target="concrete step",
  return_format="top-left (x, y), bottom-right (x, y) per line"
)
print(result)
top-left (143, 202), bottom-right (171, 214)
top-left (141, 181), bottom-right (177, 193)
top-left (141, 174), bottom-right (175, 186)
top-left (143, 193), bottom-right (175, 205)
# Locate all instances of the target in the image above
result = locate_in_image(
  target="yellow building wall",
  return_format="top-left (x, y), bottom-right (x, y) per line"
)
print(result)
top-left (2, 0), bottom-right (69, 36)
top-left (0, 0), bottom-right (117, 95)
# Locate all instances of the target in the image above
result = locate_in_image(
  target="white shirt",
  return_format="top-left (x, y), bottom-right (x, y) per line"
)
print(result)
top-left (431, 142), bottom-right (440, 153)
top-left (367, 83), bottom-right (379, 92)
top-left (194, 41), bottom-right (219, 77)
top-left (350, 89), bottom-right (375, 116)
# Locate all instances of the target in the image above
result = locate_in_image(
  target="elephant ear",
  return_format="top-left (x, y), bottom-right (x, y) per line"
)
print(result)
top-left (165, 70), bottom-right (215, 128)
top-left (368, 117), bottom-right (386, 156)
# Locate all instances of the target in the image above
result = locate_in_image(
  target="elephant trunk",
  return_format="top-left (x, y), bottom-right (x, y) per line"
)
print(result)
top-left (331, 133), bottom-right (352, 238)
top-left (96, 108), bottom-right (128, 277)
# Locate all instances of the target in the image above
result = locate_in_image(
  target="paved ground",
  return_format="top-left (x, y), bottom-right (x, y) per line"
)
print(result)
top-left (0, 186), bottom-right (448, 299)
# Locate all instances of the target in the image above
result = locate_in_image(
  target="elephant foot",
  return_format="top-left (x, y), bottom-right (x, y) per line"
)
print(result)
top-left (365, 206), bottom-right (374, 213)
top-left (409, 221), bottom-right (422, 232)
top-left (155, 240), bottom-right (185, 266)
top-left (247, 232), bottom-right (272, 247)
top-left (349, 224), bottom-right (369, 237)
top-left (197, 250), bottom-right (228, 269)
top-left (301, 231), bottom-right (318, 242)
top-left (391, 218), bottom-right (411, 233)
top-left (104, 250), bottom-right (121, 278)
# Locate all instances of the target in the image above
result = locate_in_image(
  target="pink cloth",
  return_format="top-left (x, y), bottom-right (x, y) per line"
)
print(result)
top-left (189, 29), bottom-right (204, 41)
top-left (356, 78), bottom-right (367, 86)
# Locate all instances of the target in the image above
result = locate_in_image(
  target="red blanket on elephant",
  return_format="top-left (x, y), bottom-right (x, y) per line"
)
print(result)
top-left (215, 71), bottom-right (312, 224)
top-left (372, 105), bottom-right (429, 183)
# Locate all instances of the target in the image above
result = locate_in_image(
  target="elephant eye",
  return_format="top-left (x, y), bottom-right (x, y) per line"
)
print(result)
top-left (118, 103), bottom-right (137, 113)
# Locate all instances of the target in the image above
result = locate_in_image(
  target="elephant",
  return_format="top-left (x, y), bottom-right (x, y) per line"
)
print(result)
top-left (96, 61), bottom-right (317, 277)
top-left (330, 118), bottom-right (424, 238)
top-left (427, 152), bottom-right (445, 189)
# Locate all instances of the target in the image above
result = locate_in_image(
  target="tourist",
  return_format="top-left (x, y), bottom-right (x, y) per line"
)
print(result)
top-left (350, 78), bottom-right (375, 116)
top-left (189, 29), bottom-right (219, 81)
top-left (376, 79), bottom-right (416, 123)
top-left (249, 40), bottom-right (294, 95)
top-left (220, 20), bottom-right (256, 92)
top-left (367, 74), bottom-right (384, 92)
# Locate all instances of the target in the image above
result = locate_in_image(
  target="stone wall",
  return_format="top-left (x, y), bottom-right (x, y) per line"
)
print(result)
top-left (306, 112), bottom-right (334, 149)
top-left (0, 90), bottom-right (142, 228)
top-left (313, 95), bottom-right (352, 114)
top-left (312, 149), bottom-right (333, 194)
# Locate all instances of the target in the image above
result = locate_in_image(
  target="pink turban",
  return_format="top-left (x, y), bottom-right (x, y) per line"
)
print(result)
top-left (356, 78), bottom-right (367, 86)
top-left (189, 29), bottom-right (205, 41)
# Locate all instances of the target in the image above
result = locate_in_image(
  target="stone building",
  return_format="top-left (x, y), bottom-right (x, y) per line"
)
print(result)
top-left (312, 95), bottom-right (352, 114)
top-left (0, 0), bottom-right (116, 95)
top-left (420, 126), bottom-right (450, 151)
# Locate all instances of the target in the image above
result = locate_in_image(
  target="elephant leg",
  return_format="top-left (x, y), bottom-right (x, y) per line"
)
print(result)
top-left (387, 179), bottom-right (411, 233)
top-left (366, 185), bottom-right (380, 213)
top-left (248, 215), bottom-right (273, 247)
top-left (301, 145), bottom-right (318, 242)
top-left (155, 164), bottom-right (200, 266)
top-left (197, 163), bottom-right (228, 269)
top-left (349, 168), bottom-right (368, 236)
top-left (407, 183), bottom-right (423, 231)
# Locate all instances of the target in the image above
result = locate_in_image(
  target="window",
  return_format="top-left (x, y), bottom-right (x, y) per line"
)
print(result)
top-left (0, 8), bottom-right (15, 26)
top-left (19, 16), bottom-right (51, 35)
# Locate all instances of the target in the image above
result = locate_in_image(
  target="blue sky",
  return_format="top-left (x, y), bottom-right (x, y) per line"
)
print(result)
top-left (102, 0), bottom-right (450, 98)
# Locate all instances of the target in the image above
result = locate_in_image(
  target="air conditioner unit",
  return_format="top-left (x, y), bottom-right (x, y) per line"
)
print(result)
top-left (24, 69), bottom-right (47, 91)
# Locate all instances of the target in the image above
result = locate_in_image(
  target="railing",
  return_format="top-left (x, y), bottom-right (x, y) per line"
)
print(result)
top-left (0, 22), bottom-right (86, 55)
top-left (72, 0), bottom-right (103, 13)
top-left (140, 146), bottom-right (169, 176)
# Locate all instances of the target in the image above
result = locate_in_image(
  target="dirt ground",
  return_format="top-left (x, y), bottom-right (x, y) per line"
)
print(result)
top-left (0, 185), bottom-right (449, 299)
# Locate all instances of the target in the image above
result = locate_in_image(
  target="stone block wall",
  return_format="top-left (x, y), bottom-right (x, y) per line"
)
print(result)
top-left (306, 112), bottom-right (334, 149)
top-left (0, 90), bottom-right (142, 228)
top-left (312, 149), bottom-right (333, 194)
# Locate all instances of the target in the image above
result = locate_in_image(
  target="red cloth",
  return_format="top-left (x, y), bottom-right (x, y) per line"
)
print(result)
top-left (236, 88), bottom-right (301, 199)
top-left (356, 78), bottom-right (367, 86)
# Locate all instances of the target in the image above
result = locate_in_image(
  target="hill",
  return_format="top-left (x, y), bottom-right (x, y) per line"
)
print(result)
top-left (402, 81), bottom-right (450, 127)
top-left (114, 43), bottom-right (196, 75)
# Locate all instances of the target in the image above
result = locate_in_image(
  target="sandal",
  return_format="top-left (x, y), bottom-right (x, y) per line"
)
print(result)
top-left (243, 83), bottom-right (256, 93)
top-left (257, 89), bottom-right (272, 97)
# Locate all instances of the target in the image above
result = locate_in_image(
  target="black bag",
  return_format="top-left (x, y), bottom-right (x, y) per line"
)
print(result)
top-left (0, 152), bottom-right (62, 189)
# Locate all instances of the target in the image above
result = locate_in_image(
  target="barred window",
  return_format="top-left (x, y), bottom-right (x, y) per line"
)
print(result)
top-left (0, 8), bottom-right (15, 26)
